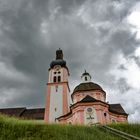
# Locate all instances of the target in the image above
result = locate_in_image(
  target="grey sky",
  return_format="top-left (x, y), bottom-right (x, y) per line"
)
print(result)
top-left (0, 0), bottom-right (140, 122)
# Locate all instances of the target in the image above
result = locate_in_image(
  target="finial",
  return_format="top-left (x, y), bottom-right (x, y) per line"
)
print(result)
top-left (81, 70), bottom-right (91, 78)
top-left (85, 70), bottom-right (87, 73)
top-left (56, 49), bottom-right (63, 60)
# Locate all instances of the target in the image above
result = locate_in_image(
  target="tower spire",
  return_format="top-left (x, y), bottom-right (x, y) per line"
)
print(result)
top-left (56, 49), bottom-right (63, 60)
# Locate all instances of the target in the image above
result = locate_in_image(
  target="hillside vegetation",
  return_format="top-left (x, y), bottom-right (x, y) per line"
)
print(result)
top-left (0, 114), bottom-right (138, 140)
top-left (109, 123), bottom-right (140, 138)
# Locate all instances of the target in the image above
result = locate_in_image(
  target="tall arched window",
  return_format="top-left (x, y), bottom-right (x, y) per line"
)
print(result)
top-left (53, 76), bottom-right (57, 82)
top-left (55, 85), bottom-right (58, 92)
top-left (58, 76), bottom-right (61, 82)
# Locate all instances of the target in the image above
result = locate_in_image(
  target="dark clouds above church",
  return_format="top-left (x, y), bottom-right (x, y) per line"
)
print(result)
top-left (0, 0), bottom-right (140, 122)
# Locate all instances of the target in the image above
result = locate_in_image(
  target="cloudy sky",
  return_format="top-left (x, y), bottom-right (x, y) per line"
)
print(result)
top-left (0, 0), bottom-right (140, 122)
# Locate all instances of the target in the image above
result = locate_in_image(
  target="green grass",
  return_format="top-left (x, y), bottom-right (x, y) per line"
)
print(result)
top-left (0, 115), bottom-right (123, 140)
top-left (109, 123), bottom-right (140, 138)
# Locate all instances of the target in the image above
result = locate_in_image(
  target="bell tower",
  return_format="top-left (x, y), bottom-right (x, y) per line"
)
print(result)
top-left (44, 49), bottom-right (70, 123)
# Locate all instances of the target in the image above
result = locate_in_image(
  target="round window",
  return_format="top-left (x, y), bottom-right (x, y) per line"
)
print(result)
top-left (87, 108), bottom-right (92, 113)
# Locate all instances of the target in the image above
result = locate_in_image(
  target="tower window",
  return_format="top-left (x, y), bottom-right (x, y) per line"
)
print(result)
top-left (54, 108), bottom-right (57, 112)
top-left (58, 76), bottom-right (61, 82)
top-left (55, 86), bottom-right (58, 92)
top-left (104, 113), bottom-right (107, 117)
top-left (53, 76), bottom-right (57, 82)
top-left (85, 76), bottom-right (88, 81)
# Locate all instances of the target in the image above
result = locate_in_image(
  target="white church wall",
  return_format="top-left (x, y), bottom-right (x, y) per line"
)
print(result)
top-left (49, 85), bottom-right (63, 122)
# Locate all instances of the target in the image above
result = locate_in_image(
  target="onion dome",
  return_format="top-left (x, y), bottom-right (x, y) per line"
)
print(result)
top-left (50, 49), bottom-right (66, 68)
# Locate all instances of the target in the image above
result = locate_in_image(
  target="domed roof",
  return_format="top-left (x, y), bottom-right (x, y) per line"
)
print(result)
top-left (50, 59), bottom-right (66, 68)
top-left (73, 82), bottom-right (104, 93)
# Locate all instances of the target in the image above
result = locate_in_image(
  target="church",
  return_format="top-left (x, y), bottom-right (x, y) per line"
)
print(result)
top-left (0, 49), bottom-right (128, 125)
top-left (44, 49), bottom-right (128, 125)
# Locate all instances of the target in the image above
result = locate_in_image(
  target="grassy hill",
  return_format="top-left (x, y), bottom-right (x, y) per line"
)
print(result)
top-left (108, 123), bottom-right (140, 138)
top-left (0, 115), bottom-right (139, 140)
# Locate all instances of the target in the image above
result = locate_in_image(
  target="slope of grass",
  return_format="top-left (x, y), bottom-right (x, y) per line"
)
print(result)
top-left (0, 115), bottom-right (123, 140)
top-left (109, 123), bottom-right (140, 138)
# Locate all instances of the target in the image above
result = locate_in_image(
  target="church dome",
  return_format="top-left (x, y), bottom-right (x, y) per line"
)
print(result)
top-left (73, 82), bottom-right (104, 93)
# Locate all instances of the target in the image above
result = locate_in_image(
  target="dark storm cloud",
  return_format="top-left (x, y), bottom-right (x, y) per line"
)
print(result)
top-left (0, 0), bottom-right (140, 121)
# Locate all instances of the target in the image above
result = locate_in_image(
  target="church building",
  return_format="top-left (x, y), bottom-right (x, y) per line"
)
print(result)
top-left (0, 49), bottom-right (128, 124)
top-left (44, 49), bottom-right (128, 125)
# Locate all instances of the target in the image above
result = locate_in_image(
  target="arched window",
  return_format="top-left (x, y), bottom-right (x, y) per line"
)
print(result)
top-left (54, 107), bottom-right (57, 112)
top-left (55, 86), bottom-right (58, 92)
top-left (85, 76), bottom-right (87, 81)
top-left (53, 76), bottom-right (57, 82)
top-left (58, 76), bottom-right (61, 82)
